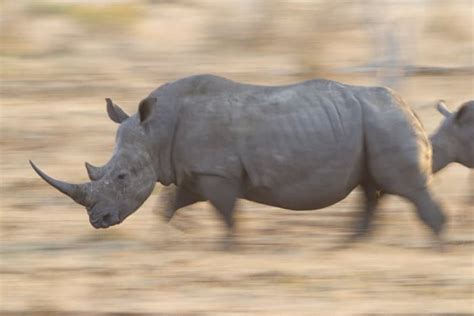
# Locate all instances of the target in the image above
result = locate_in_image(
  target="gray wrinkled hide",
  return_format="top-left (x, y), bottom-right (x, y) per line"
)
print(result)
top-left (33, 74), bottom-right (453, 238)
top-left (164, 76), bottom-right (429, 205)
top-left (162, 92), bottom-right (473, 238)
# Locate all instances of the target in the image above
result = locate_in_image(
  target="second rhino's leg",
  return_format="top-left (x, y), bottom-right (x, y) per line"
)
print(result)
top-left (158, 185), bottom-right (204, 222)
top-left (196, 174), bottom-right (240, 249)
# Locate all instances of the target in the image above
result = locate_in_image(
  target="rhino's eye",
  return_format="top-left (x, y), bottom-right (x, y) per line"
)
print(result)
top-left (117, 173), bottom-right (127, 180)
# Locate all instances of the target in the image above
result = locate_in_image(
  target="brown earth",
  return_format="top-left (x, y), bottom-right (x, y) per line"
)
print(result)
top-left (1, 1), bottom-right (473, 315)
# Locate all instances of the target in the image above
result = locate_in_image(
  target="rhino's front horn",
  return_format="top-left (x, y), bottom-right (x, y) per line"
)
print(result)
top-left (30, 160), bottom-right (91, 206)
top-left (85, 162), bottom-right (105, 181)
top-left (437, 100), bottom-right (452, 117)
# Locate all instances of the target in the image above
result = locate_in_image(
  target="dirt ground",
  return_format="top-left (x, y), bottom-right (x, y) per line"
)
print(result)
top-left (1, 1), bottom-right (473, 315)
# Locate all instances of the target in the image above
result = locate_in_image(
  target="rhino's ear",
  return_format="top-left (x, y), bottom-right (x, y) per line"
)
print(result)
top-left (454, 104), bottom-right (470, 124)
top-left (106, 98), bottom-right (129, 124)
top-left (436, 100), bottom-right (452, 117)
top-left (138, 97), bottom-right (157, 123)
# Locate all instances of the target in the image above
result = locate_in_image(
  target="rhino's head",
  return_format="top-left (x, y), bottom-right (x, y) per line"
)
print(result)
top-left (31, 97), bottom-right (159, 228)
top-left (432, 100), bottom-right (474, 171)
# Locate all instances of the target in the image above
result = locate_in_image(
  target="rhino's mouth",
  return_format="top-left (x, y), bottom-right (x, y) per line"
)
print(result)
top-left (88, 206), bottom-right (120, 229)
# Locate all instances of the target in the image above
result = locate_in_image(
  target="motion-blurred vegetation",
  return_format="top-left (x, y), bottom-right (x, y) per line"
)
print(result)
top-left (2, 0), bottom-right (472, 73)
top-left (1, 1), bottom-right (473, 315)
top-left (27, 1), bottom-right (143, 34)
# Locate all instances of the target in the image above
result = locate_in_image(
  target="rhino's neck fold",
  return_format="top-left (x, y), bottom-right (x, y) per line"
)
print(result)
top-left (153, 141), bottom-right (176, 185)
top-left (145, 93), bottom-right (179, 186)
top-left (430, 132), bottom-right (454, 173)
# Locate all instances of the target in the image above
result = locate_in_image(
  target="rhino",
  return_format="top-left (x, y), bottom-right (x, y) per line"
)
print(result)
top-left (31, 74), bottom-right (452, 242)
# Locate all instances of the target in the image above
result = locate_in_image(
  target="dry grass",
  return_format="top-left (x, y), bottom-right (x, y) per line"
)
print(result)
top-left (1, 1), bottom-right (473, 315)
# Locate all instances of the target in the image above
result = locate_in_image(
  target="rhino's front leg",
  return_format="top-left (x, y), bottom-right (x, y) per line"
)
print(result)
top-left (156, 185), bottom-right (203, 222)
top-left (196, 174), bottom-right (240, 250)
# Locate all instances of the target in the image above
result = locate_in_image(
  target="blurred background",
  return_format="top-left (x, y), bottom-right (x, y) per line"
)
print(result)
top-left (1, 0), bottom-right (473, 315)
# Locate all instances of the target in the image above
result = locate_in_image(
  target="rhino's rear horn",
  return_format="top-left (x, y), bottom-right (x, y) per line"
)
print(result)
top-left (30, 160), bottom-right (91, 206)
top-left (85, 162), bottom-right (106, 181)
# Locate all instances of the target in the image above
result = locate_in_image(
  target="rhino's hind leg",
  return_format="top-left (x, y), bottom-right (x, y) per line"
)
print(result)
top-left (407, 188), bottom-right (446, 236)
top-left (197, 175), bottom-right (240, 250)
top-left (373, 168), bottom-right (446, 238)
top-left (365, 136), bottom-right (446, 238)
